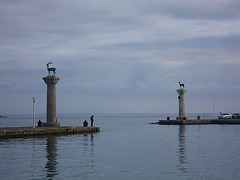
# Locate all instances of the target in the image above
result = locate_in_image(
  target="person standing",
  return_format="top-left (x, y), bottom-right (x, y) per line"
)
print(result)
top-left (90, 115), bottom-right (94, 126)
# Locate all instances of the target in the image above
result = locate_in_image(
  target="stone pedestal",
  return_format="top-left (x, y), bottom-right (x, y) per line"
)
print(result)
top-left (43, 76), bottom-right (60, 127)
top-left (176, 88), bottom-right (188, 120)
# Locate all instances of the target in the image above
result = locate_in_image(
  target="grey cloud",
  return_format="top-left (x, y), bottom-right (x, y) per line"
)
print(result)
top-left (0, 0), bottom-right (240, 113)
top-left (140, 0), bottom-right (240, 20)
top-left (93, 34), bottom-right (240, 55)
top-left (181, 35), bottom-right (240, 50)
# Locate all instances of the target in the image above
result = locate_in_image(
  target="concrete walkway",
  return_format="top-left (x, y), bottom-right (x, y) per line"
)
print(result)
top-left (0, 126), bottom-right (100, 138)
top-left (150, 119), bottom-right (240, 125)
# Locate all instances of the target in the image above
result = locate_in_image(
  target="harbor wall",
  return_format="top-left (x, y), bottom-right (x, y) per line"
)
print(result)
top-left (0, 126), bottom-right (100, 138)
top-left (154, 119), bottom-right (240, 125)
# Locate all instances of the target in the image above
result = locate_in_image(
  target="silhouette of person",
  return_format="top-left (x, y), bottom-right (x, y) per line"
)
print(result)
top-left (90, 115), bottom-right (94, 127)
top-left (83, 120), bottom-right (88, 127)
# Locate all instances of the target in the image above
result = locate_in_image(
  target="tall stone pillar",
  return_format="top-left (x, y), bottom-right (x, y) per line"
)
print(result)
top-left (43, 76), bottom-right (60, 126)
top-left (176, 88), bottom-right (188, 120)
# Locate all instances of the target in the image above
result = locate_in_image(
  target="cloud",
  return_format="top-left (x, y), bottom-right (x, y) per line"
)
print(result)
top-left (139, 0), bottom-right (240, 20)
top-left (0, 0), bottom-right (240, 114)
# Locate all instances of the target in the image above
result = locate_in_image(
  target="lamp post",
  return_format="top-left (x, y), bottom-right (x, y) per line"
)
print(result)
top-left (212, 102), bottom-right (215, 119)
top-left (32, 97), bottom-right (35, 129)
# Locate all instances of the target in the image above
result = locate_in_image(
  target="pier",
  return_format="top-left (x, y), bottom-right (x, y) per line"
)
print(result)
top-left (151, 82), bottom-right (240, 125)
top-left (151, 119), bottom-right (240, 125)
top-left (0, 63), bottom-right (101, 138)
top-left (0, 126), bottom-right (100, 138)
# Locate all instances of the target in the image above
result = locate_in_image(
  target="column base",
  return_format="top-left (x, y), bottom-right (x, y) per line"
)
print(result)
top-left (176, 116), bottom-right (188, 120)
top-left (43, 122), bottom-right (61, 127)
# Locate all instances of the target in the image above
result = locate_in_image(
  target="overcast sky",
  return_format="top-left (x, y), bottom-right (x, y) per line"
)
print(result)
top-left (0, 0), bottom-right (240, 114)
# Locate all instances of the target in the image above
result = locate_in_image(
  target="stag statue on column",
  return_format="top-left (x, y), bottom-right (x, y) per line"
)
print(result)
top-left (46, 62), bottom-right (56, 76)
top-left (179, 81), bottom-right (184, 89)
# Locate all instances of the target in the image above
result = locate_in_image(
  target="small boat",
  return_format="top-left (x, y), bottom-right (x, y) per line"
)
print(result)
top-left (0, 115), bottom-right (8, 118)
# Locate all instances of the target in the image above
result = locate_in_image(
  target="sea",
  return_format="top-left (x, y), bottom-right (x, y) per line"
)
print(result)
top-left (1, 113), bottom-right (240, 180)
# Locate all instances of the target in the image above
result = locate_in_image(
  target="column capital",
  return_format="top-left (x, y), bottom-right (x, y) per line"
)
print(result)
top-left (43, 76), bottom-right (60, 84)
top-left (176, 89), bottom-right (187, 95)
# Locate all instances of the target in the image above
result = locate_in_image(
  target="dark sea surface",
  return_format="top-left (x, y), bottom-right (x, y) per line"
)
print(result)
top-left (1, 113), bottom-right (240, 180)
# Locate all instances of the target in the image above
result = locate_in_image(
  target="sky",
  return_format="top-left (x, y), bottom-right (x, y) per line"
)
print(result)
top-left (0, 0), bottom-right (240, 114)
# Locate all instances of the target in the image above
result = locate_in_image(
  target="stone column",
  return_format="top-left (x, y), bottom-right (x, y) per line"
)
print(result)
top-left (176, 89), bottom-right (188, 120)
top-left (43, 76), bottom-right (60, 126)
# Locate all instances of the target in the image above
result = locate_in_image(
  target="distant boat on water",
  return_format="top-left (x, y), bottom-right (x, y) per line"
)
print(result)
top-left (0, 115), bottom-right (7, 118)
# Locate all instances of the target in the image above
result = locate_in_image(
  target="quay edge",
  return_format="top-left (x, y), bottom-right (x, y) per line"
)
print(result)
top-left (0, 126), bottom-right (100, 138)
top-left (150, 119), bottom-right (240, 125)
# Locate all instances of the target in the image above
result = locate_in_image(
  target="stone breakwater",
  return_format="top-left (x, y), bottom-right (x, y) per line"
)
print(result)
top-left (150, 119), bottom-right (240, 125)
top-left (0, 126), bottom-right (100, 138)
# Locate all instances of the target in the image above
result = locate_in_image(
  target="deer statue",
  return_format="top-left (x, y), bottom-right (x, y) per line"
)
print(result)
top-left (179, 81), bottom-right (184, 89)
top-left (46, 62), bottom-right (56, 76)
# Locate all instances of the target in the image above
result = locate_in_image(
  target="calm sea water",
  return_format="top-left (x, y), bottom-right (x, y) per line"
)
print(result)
top-left (1, 113), bottom-right (240, 180)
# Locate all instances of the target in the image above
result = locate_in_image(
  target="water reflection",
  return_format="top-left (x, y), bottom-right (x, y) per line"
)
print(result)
top-left (178, 125), bottom-right (187, 173)
top-left (82, 133), bottom-right (95, 176)
top-left (44, 133), bottom-right (96, 179)
top-left (31, 138), bottom-right (36, 178)
top-left (45, 136), bottom-right (59, 178)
